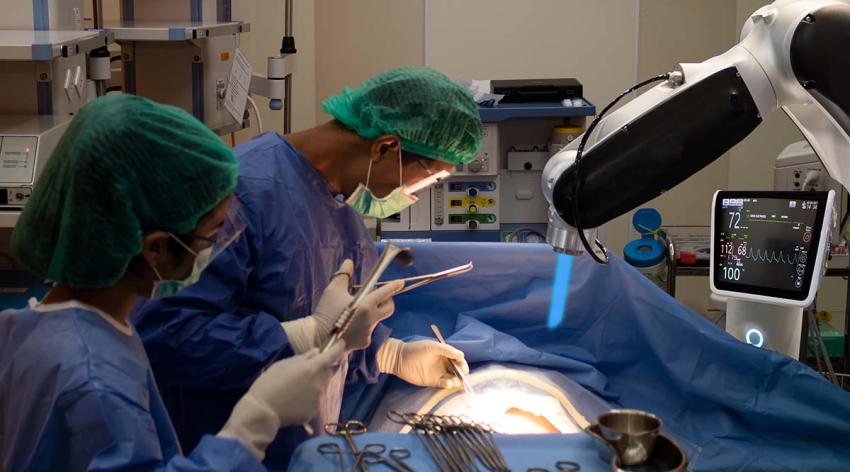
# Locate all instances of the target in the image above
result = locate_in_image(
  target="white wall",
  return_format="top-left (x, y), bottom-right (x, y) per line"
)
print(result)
top-left (428, 0), bottom-right (638, 109)
top-left (232, 0), bottom-right (316, 138)
top-left (315, 0), bottom-right (425, 123)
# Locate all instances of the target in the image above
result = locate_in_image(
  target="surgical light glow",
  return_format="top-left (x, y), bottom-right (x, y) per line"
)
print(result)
top-left (547, 254), bottom-right (573, 329)
top-left (431, 379), bottom-right (581, 434)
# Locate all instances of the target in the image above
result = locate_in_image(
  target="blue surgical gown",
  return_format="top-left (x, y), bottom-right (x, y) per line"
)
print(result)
top-left (132, 132), bottom-right (387, 470)
top-left (0, 301), bottom-right (263, 472)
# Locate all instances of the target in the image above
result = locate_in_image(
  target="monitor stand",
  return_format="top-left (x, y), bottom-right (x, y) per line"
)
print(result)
top-left (726, 298), bottom-right (803, 359)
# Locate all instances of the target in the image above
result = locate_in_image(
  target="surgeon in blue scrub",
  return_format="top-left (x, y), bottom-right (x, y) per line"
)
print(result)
top-left (0, 95), bottom-right (348, 471)
top-left (133, 67), bottom-right (484, 468)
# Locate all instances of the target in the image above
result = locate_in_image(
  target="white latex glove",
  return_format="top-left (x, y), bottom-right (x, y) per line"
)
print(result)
top-left (282, 259), bottom-right (403, 353)
top-left (339, 279), bottom-right (403, 351)
top-left (218, 342), bottom-right (345, 460)
top-left (376, 337), bottom-right (470, 389)
top-left (281, 260), bottom-right (355, 354)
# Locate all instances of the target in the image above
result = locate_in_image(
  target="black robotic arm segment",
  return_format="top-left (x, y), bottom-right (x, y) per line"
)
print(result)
top-left (552, 67), bottom-right (762, 229)
top-left (791, 5), bottom-right (850, 138)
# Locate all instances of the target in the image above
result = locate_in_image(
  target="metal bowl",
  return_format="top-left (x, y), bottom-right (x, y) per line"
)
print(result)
top-left (597, 409), bottom-right (662, 466)
top-left (585, 424), bottom-right (687, 472)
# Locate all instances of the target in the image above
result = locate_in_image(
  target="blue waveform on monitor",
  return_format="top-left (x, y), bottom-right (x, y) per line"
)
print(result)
top-left (745, 248), bottom-right (797, 265)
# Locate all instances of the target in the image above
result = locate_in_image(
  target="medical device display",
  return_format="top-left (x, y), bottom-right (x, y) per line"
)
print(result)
top-left (707, 191), bottom-right (835, 357)
top-left (0, 116), bottom-right (70, 213)
top-left (712, 191), bottom-right (831, 301)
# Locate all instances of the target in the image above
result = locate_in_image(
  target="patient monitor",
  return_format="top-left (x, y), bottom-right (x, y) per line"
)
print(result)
top-left (710, 190), bottom-right (836, 358)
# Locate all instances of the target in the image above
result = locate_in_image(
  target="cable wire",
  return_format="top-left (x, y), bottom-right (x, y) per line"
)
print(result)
top-left (572, 73), bottom-right (671, 264)
top-left (808, 310), bottom-right (825, 375)
top-left (838, 191), bottom-right (850, 241)
top-left (246, 95), bottom-right (264, 134)
top-left (808, 309), bottom-right (839, 386)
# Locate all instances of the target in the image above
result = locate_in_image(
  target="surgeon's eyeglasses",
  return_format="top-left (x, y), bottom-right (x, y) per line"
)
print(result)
top-left (180, 199), bottom-right (248, 261)
top-left (408, 154), bottom-right (437, 176)
top-left (185, 234), bottom-right (216, 244)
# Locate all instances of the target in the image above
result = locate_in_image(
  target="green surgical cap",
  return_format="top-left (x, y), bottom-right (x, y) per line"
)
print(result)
top-left (11, 94), bottom-right (238, 289)
top-left (322, 67), bottom-right (483, 165)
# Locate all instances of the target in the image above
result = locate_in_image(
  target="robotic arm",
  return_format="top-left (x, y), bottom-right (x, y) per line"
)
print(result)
top-left (543, 0), bottom-right (850, 257)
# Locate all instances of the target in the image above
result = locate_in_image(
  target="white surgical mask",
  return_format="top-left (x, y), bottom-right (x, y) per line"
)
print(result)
top-left (149, 199), bottom-right (248, 298)
top-left (150, 236), bottom-right (215, 299)
top-left (346, 148), bottom-right (450, 219)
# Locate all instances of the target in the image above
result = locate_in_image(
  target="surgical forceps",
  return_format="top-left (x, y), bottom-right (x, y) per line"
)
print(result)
top-left (430, 324), bottom-right (474, 394)
top-left (318, 442), bottom-right (348, 471)
top-left (320, 441), bottom-right (413, 472)
top-left (324, 420), bottom-right (370, 472)
top-left (353, 261), bottom-right (474, 295)
top-left (362, 447), bottom-right (415, 472)
top-left (318, 442), bottom-right (386, 472)
top-left (388, 411), bottom-right (510, 472)
top-left (445, 415), bottom-right (505, 471)
top-left (388, 411), bottom-right (456, 472)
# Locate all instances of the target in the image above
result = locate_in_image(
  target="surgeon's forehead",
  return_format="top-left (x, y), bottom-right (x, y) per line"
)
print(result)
top-left (196, 196), bottom-right (233, 233)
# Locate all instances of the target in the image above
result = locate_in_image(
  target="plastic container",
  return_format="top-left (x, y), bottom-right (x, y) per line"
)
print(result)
top-left (549, 125), bottom-right (584, 156)
top-left (624, 208), bottom-right (668, 291)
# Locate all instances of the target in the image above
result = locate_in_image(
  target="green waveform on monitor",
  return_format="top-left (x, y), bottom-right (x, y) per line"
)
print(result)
top-left (745, 248), bottom-right (797, 265)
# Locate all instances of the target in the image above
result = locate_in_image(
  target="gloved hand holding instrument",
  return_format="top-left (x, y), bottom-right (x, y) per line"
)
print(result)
top-left (282, 258), bottom-right (404, 355)
top-left (218, 342), bottom-right (346, 460)
top-left (288, 243), bottom-right (413, 432)
top-left (319, 243), bottom-right (414, 354)
top-left (289, 243), bottom-right (475, 431)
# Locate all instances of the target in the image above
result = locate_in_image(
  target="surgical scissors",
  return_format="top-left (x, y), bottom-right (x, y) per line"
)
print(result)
top-left (324, 420), bottom-right (369, 472)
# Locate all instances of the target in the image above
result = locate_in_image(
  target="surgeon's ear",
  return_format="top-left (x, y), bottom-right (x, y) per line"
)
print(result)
top-left (371, 135), bottom-right (401, 162)
top-left (140, 231), bottom-right (172, 272)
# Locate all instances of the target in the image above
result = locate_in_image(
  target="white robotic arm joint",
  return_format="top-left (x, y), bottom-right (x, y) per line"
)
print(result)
top-left (542, 0), bottom-right (850, 257)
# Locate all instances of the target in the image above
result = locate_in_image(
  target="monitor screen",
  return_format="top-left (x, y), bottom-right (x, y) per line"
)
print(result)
top-left (713, 191), bottom-right (829, 301)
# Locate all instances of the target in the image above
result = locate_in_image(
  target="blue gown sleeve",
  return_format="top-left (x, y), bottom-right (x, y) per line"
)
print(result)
top-left (64, 388), bottom-right (264, 472)
top-left (345, 323), bottom-right (391, 384)
top-left (133, 215), bottom-right (293, 390)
